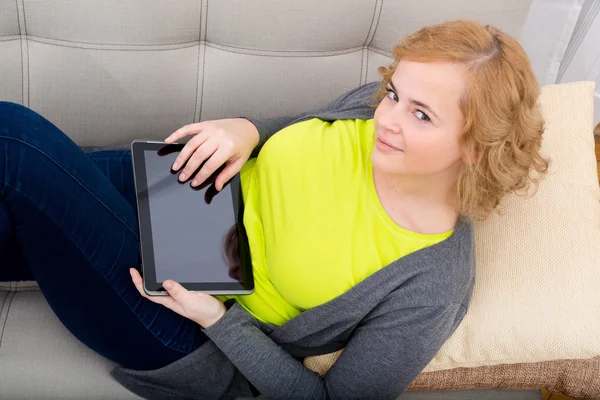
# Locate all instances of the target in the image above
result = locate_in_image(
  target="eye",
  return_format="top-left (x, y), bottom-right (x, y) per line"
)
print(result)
top-left (385, 87), bottom-right (399, 102)
top-left (415, 110), bottom-right (431, 122)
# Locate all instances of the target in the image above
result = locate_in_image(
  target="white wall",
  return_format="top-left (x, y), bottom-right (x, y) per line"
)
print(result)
top-left (557, 0), bottom-right (600, 126)
top-left (521, 0), bottom-right (599, 127)
top-left (521, 0), bottom-right (584, 85)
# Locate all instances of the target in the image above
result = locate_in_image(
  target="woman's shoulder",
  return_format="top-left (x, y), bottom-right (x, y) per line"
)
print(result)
top-left (387, 219), bottom-right (475, 308)
top-left (258, 117), bottom-right (374, 165)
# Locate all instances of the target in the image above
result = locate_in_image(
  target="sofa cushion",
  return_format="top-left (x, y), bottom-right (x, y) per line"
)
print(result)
top-left (1, 286), bottom-right (543, 400)
top-left (409, 356), bottom-right (600, 399)
top-left (303, 81), bottom-right (600, 397)
top-left (0, 284), bottom-right (143, 399)
top-left (304, 350), bottom-right (599, 399)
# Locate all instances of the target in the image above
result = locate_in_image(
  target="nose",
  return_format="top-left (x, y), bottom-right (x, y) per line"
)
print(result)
top-left (378, 104), bottom-right (402, 135)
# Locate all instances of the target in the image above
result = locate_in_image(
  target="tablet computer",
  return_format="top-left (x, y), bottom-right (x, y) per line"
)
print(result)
top-left (131, 140), bottom-right (254, 296)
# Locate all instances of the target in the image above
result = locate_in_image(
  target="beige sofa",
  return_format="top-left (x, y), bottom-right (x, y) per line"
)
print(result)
top-left (0, 1), bottom-right (563, 398)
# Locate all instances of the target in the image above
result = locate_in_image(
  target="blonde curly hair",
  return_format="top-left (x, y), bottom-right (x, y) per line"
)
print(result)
top-left (373, 20), bottom-right (550, 221)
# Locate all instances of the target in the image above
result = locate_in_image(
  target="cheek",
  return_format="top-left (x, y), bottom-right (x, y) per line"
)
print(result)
top-left (404, 130), bottom-right (463, 168)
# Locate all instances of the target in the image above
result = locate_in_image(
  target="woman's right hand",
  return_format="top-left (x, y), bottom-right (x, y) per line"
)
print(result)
top-left (165, 118), bottom-right (260, 191)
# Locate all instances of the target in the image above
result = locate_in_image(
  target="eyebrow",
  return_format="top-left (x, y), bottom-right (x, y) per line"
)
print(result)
top-left (388, 80), bottom-right (442, 122)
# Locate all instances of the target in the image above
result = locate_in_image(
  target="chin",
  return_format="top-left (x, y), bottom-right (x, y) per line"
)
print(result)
top-left (371, 151), bottom-right (406, 175)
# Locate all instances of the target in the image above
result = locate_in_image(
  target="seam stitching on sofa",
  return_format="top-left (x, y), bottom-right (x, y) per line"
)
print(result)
top-left (199, 0), bottom-right (209, 122)
top-left (204, 43), bottom-right (362, 58)
top-left (20, 36), bottom-right (366, 58)
top-left (3, 33), bottom-right (371, 55)
top-left (360, 48), bottom-right (365, 85)
top-left (366, 51), bottom-right (371, 83)
top-left (360, 2), bottom-right (376, 84)
top-left (21, 0), bottom-right (29, 107)
top-left (14, 0), bottom-right (23, 105)
top-left (27, 38), bottom-right (198, 52)
top-left (204, 40), bottom-right (362, 53)
top-left (367, 0), bottom-right (383, 48)
top-left (368, 46), bottom-right (391, 57)
top-left (24, 34), bottom-right (199, 47)
top-left (0, 292), bottom-right (6, 318)
top-left (22, 34), bottom-right (365, 55)
top-left (360, 0), bottom-right (379, 85)
top-left (363, 0), bottom-right (379, 47)
top-left (0, 36), bottom-right (20, 42)
top-left (0, 287), bottom-right (39, 292)
top-left (203, 0), bottom-right (209, 43)
top-left (0, 281), bottom-right (40, 291)
top-left (199, 47), bottom-right (207, 121)
top-left (0, 291), bottom-right (16, 349)
top-left (365, 0), bottom-right (384, 82)
top-left (193, 1), bottom-right (203, 123)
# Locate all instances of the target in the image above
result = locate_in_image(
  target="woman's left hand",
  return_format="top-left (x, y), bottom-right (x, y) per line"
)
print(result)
top-left (129, 268), bottom-right (227, 329)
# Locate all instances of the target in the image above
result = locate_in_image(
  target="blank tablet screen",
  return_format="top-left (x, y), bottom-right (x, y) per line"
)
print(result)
top-left (132, 141), bottom-right (253, 293)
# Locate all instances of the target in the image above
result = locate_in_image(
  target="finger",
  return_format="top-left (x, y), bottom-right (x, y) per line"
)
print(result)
top-left (180, 139), bottom-right (218, 184)
top-left (129, 268), bottom-right (180, 309)
top-left (129, 268), bottom-right (156, 299)
top-left (172, 133), bottom-right (208, 173)
top-left (191, 147), bottom-right (229, 187)
top-left (193, 163), bottom-right (225, 193)
top-left (194, 167), bottom-right (219, 191)
top-left (165, 122), bottom-right (204, 144)
top-left (162, 280), bottom-right (196, 311)
top-left (215, 158), bottom-right (245, 191)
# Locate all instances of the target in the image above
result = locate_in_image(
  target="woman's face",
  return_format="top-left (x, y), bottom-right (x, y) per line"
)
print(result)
top-left (373, 60), bottom-right (467, 178)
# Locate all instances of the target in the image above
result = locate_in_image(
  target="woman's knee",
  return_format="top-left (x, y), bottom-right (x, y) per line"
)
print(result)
top-left (0, 101), bottom-right (43, 125)
top-left (0, 102), bottom-right (66, 148)
top-left (0, 101), bottom-right (56, 142)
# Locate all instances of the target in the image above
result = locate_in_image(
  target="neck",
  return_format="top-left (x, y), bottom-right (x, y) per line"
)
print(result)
top-left (373, 164), bottom-right (461, 213)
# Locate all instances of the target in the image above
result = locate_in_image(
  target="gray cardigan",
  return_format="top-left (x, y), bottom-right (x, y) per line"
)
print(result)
top-left (110, 82), bottom-right (476, 400)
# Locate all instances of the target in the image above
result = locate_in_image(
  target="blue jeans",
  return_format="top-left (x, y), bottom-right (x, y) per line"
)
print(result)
top-left (0, 101), bottom-right (207, 370)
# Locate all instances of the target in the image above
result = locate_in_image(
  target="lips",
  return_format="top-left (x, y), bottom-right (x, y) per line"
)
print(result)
top-left (376, 136), bottom-right (403, 151)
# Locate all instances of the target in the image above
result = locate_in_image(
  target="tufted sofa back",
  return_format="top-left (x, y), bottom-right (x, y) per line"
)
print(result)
top-left (0, 0), bottom-right (535, 147)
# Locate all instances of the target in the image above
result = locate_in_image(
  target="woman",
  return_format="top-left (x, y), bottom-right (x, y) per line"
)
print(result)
top-left (0, 20), bottom-right (548, 399)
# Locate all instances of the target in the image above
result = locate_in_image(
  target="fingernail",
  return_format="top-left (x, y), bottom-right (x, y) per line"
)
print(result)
top-left (179, 172), bottom-right (186, 181)
top-left (191, 180), bottom-right (198, 186)
top-left (164, 282), bottom-right (172, 289)
top-left (172, 162), bottom-right (179, 170)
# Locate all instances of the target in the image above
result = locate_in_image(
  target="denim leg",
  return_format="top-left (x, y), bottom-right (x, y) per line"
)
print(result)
top-left (0, 199), bottom-right (34, 281)
top-left (0, 150), bottom-right (134, 282)
top-left (86, 150), bottom-right (137, 210)
top-left (0, 102), bottom-right (206, 370)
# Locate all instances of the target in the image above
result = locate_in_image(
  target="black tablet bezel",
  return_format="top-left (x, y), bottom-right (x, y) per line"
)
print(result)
top-left (131, 140), bottom-right (254, 295)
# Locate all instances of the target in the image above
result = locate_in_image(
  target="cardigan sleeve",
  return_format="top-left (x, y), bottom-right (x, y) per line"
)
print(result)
top-left (243, 81), bottom-right (380, 157)
top-left (201, 298), bottom-right (466, 400)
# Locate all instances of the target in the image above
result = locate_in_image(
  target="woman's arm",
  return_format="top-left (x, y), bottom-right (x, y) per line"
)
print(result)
top-left (202, 297), bottom-right (466, 400)
top-left (245, 81), bottom-right (380, 157)
top-left (163, 82), bottom-right (379, 189)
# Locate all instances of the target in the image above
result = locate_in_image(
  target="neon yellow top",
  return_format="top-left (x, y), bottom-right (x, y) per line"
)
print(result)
top-left (217, 118), bottom-right (453, 326)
